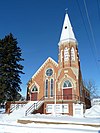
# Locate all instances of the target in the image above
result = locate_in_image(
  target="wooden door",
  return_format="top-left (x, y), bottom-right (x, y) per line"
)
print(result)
top-left (31, 92), bottom-right (37, 101)
top-left (63, 88), bottom-right (72, 100)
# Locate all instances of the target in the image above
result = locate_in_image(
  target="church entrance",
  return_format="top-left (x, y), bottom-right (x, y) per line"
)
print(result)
top-left (63, 88), bottom-right (72, 100)
top-left (31, 92), bottom-right (37, 101)
top-left (62, 80), bottom-right (72, 100)
top-left (31, 85), bottom-right (38, 101)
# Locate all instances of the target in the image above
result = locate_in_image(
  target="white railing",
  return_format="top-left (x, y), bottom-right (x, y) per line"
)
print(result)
top-left (10, 103), bottom-right (26, 112)
top-left (25, 100), bottom-right (44, 116)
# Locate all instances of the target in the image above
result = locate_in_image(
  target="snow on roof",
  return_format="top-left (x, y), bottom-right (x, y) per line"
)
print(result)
top-left (59, 13), bottom-right (77, 45)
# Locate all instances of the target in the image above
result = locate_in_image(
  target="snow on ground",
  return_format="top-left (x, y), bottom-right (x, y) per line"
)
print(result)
top-left (19, 113), bottom-right (100, 125)
top-left (0, 108), bottom-right (5, 114)
top-left (1, 101), bottom-right (37, 122)
top-left (10, 101), bottom-right (37, 117)
top-left (0, 105), bottom-right (100, 133)
top-left (0, 113), bottom-right (100, 133)
top-left (85, 105), bottom-right (100, 118)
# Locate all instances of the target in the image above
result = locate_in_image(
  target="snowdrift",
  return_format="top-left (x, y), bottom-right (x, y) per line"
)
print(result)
top-left (84, 105), bottom-right (100, 118)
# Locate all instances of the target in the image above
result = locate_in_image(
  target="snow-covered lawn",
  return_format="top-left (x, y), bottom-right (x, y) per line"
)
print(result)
top-left (0, 113), bottom-right (100, 133)
top-left (0, 105), bottom-right (100, 133)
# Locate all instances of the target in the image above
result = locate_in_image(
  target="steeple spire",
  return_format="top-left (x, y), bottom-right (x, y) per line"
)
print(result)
top-left (59, 13), bottom-right (77, 45)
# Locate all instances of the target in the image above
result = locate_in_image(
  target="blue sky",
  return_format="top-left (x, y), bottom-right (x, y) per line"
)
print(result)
top-left (0, 0), bottom-right (100, 96)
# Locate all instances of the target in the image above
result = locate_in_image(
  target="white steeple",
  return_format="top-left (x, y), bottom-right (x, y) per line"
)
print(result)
top-left (59, 13), bottom-right (77, 45)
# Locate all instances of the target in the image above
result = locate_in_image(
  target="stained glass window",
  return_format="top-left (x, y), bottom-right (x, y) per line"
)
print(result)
top-left (32, 86), bottom-right (38, 92)
top-left (50, 79), bottom-right (53, 97)
top-left (45, 79), bottom-right (48, 97)
top-left (46, 68), bottom-right (53, 76)
top-left (63, 80), bottom-right (72, 88)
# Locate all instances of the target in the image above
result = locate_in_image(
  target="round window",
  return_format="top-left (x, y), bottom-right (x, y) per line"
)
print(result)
top-left (46, 68), bottom-right (53, 76)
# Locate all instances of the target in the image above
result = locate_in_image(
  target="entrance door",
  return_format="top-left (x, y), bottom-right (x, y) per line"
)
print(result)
top-left (31, 92), bottom-right (37, 101)
top-left (63, 88), bottom-right (72, 100)
top-left (63, 80), bottom-right (72, 100)
top-left (31, 85), bottom-right (38, 101)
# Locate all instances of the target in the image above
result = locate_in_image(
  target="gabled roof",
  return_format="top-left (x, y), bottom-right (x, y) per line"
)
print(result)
top-left (59, 13), bottom-right (77, 45)
top-left (30, 57), bottom-right (58, 80)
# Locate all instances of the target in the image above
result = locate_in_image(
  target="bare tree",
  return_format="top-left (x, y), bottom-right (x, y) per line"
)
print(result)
top-left (83, 80), bottom-right (99, 99)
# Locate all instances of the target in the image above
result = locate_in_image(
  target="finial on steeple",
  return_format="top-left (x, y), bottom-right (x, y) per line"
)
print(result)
top-left (65, 8), bottom-right (68, 14)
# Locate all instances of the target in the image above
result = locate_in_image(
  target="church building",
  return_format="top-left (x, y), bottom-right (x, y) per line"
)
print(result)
top-left (26, 13), bottom-right (91, 116)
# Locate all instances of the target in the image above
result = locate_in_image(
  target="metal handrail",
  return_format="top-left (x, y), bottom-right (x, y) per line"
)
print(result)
top-left (35, 96), bottom-right (45, 109)
top-left (10, 103), bottom-right (26, 112)
top-left (25, 103), bottom-right (36, 116)
top-left (25, 94), bottom-right (79, 116)
top-left (25, 96), bottom-right (45, 116)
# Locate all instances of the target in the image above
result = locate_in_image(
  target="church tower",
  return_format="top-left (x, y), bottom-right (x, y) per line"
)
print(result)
top-left (58, 13), bottom-right (79, 69)
top-left (57, 13), bottom-right (80, 99)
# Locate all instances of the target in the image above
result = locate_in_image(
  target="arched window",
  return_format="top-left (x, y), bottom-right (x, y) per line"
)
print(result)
top-left (32, 85), bottom-right (38, 92)
top-left (64, 47), bottom-right (69, 61)
top-left (45, 79), bottom-right (48, 97)
top-left (63, 80), bottom-right (72, 88)
top-left (50, 79), bottom-right (53, 97)
top-left (71, 47), bottom-right (75, 61)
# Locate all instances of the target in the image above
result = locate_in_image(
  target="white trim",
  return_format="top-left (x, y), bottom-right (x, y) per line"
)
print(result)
top-left (61, 50), bottom-right (63, 62)
top-left (30, 57), bottom-right (58, 80)
top-left (31, 85), bottom-right (38, 93)
top-left (59, 74), bottom-right (76, 90)
top-left (63, 87), bottom-right (72, 89)
top-left (29, 81), bottom-right (40, 92)
top-left (61, 79), bottom-right (73, 89)
top-left (64, 47), bottom-right (70, 61)
top-left (71, 47), bottom-right (75, 61)
top-left (59, 13), bottom-right (76, 44)
top-left (58, 39), bottom-right (77, 46)
top-left (63, 80), bottom-right (72, 88)
top-left (31, 91), bottom-right (38, 93)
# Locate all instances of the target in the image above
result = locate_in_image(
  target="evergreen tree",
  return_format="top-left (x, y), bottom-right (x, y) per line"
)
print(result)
top-left (0, 33), bottom-right (24, 102)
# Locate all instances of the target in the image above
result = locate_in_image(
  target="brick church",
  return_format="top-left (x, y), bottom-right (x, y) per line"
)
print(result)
top-left (26, 13), bottom-right (91, 116)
